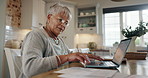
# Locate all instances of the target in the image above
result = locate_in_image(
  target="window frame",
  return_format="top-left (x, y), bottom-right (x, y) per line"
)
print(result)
top-left (103, 4), bottom-right (148, 47)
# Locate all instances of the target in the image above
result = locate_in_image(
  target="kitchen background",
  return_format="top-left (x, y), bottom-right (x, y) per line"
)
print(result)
top-left (1, 0), bottom-right (148, 78)
top-left (4, 0), bottom-right (148, 50)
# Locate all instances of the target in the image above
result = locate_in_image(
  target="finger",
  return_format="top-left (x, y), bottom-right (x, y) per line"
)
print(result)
top-left (93, 56), bottom-right (104, 60)
top-left (78, 53), bottom-right (90, 63)
top-left (84, 53), bottom-right (94, 58)
top-left (84, 55), bottom-right (90, 63)
top-left (76, 56), bottom-right (85, 63)
top-left (85, 54), bottom-right (104, 61)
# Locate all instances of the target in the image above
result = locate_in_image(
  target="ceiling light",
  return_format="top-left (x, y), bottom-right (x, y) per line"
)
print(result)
top-left (111, 0), bottom-right (127, 2)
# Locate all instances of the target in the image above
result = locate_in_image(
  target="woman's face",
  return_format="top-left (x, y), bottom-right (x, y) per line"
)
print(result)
top-left (47, 12), bottom-right (70, 36)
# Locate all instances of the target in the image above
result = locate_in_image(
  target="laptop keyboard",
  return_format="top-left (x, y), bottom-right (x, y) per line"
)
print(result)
top-left (88, 60), bottom-right (103, 65)
top-left (103, 61), bottom-right (116, 66)
top-left (87, 60), bottom-right (116, 67)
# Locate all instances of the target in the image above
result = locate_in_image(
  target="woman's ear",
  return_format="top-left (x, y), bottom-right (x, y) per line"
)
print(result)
top-left (47, 14), bottom-right (52, 19)
top-left (47, 14), bottom-right (52, 24)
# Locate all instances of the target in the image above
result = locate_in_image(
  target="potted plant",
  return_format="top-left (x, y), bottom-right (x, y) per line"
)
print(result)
top-left (121, 21), bottom-right (148, 52)
top-left (121, 21), bottom-right (148, 38)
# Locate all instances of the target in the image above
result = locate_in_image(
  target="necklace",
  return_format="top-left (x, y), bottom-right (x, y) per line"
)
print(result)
top-left (53, 38), bottom-right (60, 45)
top-left (43, 26), bottom-right (60, 45)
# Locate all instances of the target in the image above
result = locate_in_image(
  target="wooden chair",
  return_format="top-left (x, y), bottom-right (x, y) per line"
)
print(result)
top-left (69, 48), bottom-right (90, 53)
top-left (124, 52), bottom-right (147, 60)
top-left (4, 48), bottom-right (22, 78)
top-left (79, 48), bottom-right (90, 53)
top-left (69, 48), bottom-right (79, 53)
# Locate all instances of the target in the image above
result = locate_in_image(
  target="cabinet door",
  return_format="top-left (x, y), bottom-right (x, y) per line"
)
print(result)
top-left (32, 0), bottom-right (46, 29)
top-left (32, 0), bottom-right (39, 28)
top-left (77, 7), bottom-right (97, 34)
top-left (38, 0), bottom-right (46, 27)
top-left (21, 0), bottom-right (46, 29)
top-left (76, 28), bottom-right (87, 33)
top-left (21, 0), bottom-right (33, 29)
top-left (86, 27), bottom-right (97, 33)
top-left (76, 27), bottom-right (97, 34)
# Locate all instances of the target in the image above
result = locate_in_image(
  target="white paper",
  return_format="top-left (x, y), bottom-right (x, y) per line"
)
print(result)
top-left (112, 72), bottom-right (129, 78)
top-left (58, 73), bottom-right (107, 78)
top-left (54, 67), bottom-right (118, 78)
top-left (128, 75), bottom-right (148, 78)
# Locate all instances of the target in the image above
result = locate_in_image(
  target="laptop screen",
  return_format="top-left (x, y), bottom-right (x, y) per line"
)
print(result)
top-left (112, 38), bottom-right (131, 65)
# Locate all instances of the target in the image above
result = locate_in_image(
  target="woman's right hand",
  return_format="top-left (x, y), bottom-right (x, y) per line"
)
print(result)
top-left (66, 52), bottom-right (91, 63)
top-left (58, 52), bottom-right (103, 65)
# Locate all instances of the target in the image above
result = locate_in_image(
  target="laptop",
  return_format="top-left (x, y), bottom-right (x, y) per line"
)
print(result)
top-left (82, 38), bottom-right (131, 68)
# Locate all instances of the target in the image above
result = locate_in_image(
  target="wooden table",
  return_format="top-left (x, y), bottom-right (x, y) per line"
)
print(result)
top-left (118, 59), bottom-right (148, 76)
top-left (32, 58), bottom-right (148, 78)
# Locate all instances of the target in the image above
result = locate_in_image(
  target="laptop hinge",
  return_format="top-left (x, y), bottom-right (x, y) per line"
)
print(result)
top-left (112, 61), bottom-right (120, 67)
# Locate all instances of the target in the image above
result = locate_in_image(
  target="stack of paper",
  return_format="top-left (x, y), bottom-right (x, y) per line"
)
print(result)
top-left (54, 67), bottom-right (118, 78)
top-left (112, 73), bottom-right (129, 78)
top-left (54, 67), bottom-right (148, 78)
top-left (128, 75), bottom-right (148, 78)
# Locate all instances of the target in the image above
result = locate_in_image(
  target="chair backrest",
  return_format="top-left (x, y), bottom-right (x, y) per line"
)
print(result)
top-left (4, 48), bottom-right (22, 78)
top-left (79, 48), bottom-right (90, 53)
top-left (69, 48), bottom-right (90, 53)
top-left (69, 48), bottom-right (79, 53)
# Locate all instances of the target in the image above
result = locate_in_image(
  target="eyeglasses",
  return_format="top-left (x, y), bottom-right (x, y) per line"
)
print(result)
top-left (57, 18), bottom-right (69, 26)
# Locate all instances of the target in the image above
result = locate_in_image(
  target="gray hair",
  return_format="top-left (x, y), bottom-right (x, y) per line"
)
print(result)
top-left (47, 3), bottom-right (72, 19)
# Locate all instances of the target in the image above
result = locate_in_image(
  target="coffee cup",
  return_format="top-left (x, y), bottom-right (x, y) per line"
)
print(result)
top-left (80, 12), bottom-right (84, 16)
top-left (91, 12), bottom-right (95, 15)
top-left (85, 12), bottom-right (89, 15)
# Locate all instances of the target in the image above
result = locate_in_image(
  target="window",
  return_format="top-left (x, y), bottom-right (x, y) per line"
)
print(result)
top-left (5, 25), bottom-right (13, 42)
top-left (104, 9), bottom-right (148, 47)
top-left (104, 13), bottom-right (120, 46)
top-left (123, 11), bottom-right (140, 45)
top-left (123, 11), bottom-right (139, 29)
top-left (142, 10), bottom-right (148, 46)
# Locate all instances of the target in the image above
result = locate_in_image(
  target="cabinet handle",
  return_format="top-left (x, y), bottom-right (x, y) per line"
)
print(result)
top-left (80, 29), bottom-right (83, 31)
top-left (90, 28), bottom-right (93, 30)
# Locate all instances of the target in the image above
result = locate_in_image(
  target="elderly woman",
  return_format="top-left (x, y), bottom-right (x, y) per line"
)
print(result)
top-left (20, 3), bottom-right (103, 78)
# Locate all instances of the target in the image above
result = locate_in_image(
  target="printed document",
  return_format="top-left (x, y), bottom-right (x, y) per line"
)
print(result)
top-left (54, 67), bottom-right (117, 78)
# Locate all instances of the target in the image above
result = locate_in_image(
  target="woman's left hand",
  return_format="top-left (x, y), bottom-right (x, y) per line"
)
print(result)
top-left (84, 53), bottom-right (104, 61)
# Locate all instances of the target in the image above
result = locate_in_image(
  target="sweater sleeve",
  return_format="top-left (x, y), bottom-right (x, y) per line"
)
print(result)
top-left (21, 31), bottom-right (58, 77)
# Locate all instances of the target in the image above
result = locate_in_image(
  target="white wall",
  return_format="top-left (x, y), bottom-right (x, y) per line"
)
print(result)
top-left (0, 0), bottom-right (7, 78)
top-left (75, 34), bottom-right (103, 49)
top-left (5, 26), bottom-right (31, 41)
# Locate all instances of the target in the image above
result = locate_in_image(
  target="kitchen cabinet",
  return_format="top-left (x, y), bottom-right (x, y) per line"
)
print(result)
top-left (32, 0), bottom-right (46, 29)
top-left (76, 6), bottom-right (98, 34)
top-left (21, 0), bottom-right (46, 29)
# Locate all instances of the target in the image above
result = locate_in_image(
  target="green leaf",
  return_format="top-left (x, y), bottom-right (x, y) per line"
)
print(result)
top-left (121, 21), bottom-right (148, 38)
